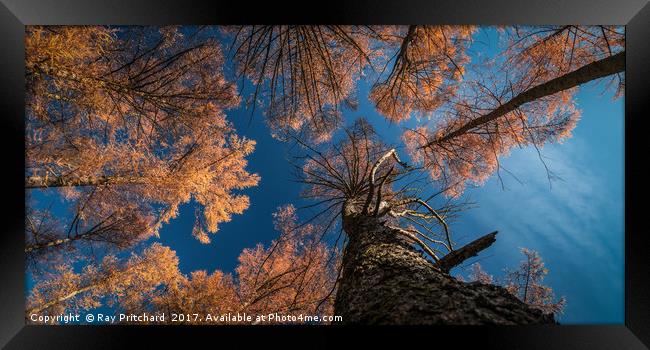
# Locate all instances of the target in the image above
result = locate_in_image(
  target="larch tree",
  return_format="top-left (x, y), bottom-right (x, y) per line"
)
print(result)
top-left (26, 243), bottom-right (180, 318)
top-left (25, 26), bottom-right (259, 267)
top-left (146, 205), bottom-right (339, 324)
top-left (225, 25), bottom-right (383, 143)
top-left (404, 25), bottom-right (624, 196)
top-left (233, 205), bottom-right (339, 319)
top-left (369, 25), bottom-right (475, 122)
top-left (466, 255), bottom-right (565, 317)
top-left (226, 26), bottom-right (569, 324)
top-left (25, 25), bottom-right (597, 325)
top-left (467, 262), bottom-right (494, 284)
top-left (226, 25), bottom-right (476, 142)
top-left (504, 248), bottom-right (567, 315)
top-left (295, 119), bottom-right (554, 324)
top-left (27, 206), bottom-right (339, 324)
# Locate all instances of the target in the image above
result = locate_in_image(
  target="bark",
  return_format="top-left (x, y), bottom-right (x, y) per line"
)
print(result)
top-left (333, 202), bottom-right (555, 324)
top-left (26, 284), bottom-right (96, 315)
top-left (425, 51), bottom-right (625, 147)
top-left (25, 175), bottom-right (140, 189)
top-left (436, 231), bottom-right (498, 273)
top-left (25, 237), bottom-right (72, 253)
top-left (26, 210), bottom-right (145, 253)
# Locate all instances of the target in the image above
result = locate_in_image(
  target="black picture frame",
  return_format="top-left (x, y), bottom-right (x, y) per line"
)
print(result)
top-left (1, 0), bottom-right (648, 348)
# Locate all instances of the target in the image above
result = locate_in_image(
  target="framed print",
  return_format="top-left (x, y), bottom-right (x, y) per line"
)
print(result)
top-left (1, 0), bottom-right (649, 348)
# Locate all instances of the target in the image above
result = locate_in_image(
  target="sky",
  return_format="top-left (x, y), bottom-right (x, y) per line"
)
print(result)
top-left (27, 27), bottom-right (625, 324)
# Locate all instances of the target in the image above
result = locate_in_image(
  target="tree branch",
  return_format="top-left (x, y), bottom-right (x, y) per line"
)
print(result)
top-left (25, 175), bottom-right (141, 189)
top-left (391, 197), bottom-right (453, 251)
top-left (423, 51), bottom-right (625, 147)
top-left (435, 231), bottom-right (498, 273)
top-left (387, 225), bottom-right (440, 262)
top-left (364, 148), bottom-right (409, 214)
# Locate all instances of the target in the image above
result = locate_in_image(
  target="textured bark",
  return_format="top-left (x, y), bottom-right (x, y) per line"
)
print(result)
top-left (26, 284), bottom-right (96, 315)
top-left (25, 237), bottom-right (72, 253)
top-left (436, 231), bottom-right (498, 273)
top-left (333, 203), bottom-right (555, 324)
top-left (426, 51), bottom-right (625, 147)
top-left (25, 175), bottom-right (140, 189)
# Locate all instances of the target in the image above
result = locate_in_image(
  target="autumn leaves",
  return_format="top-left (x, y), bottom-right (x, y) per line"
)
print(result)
top-left (25, 25), bottom-right (623, 323)
top-left (405, 26), bottom-right (624, 197)
top-left (26, 26), bottom-right (259, 254)
top-left (25, 26), bottom-right (261, 320)
top-left (228, 25), bottom-right (623, 198)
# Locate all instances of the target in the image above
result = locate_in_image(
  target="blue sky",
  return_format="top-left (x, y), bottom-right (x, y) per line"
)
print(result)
top-left (28, 27), bottom-right (625, 324)
top-left (449, 80), bottom-right (624, 324)
top-left (155, 77), bottom-right (624, 324)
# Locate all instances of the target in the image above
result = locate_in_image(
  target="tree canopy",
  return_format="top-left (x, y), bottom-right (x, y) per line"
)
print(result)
top-left (25, 25), bottom-right (623, 324)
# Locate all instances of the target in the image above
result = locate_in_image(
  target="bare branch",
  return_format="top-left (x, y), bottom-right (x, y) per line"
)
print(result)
top-left (387, 225), bottom-right (441, 262)
top-left (391, 197), bottom-right (453, 251)
top-left (436, 231), bottom-right (498, 273)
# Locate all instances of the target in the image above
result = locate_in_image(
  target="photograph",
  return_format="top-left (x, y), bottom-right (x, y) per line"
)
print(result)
top-left (22, 24), bottom-right (626, 326)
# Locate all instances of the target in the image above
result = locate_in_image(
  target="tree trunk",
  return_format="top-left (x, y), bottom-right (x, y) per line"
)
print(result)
top-left (426, 51), bottom-right (625, 147)
top-left (25, 237), bottom-right (72, 253)
top-left (333, 204), bottom-right (555, 324)
top-left (26, 284), bottom-right (96, 315)
top-left (25, 175), bottom-right (140, 189)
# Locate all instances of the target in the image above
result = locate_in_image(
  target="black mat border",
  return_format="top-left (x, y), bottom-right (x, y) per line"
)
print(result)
top-left (1, 1), bottom-right (648, 348)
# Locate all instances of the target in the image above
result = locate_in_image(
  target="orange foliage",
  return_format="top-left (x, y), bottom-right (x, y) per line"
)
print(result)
top-left (504, 248), bottom-right (566, 315)
top-left (370, 25), bottom-right (475, 122)
top-left (25, 25), bottom-right (605, 323)
top-left (404, 26), bottom-right (623, 197)
top-left (144, 205), bottom-right (338, 323)
top-left (226, 26), bottom-right (384, 143)
top-left (27, 243), bottom-right (180, 318)
top-left (465, 252), bottom-right (565, 316)
top-left (27, 206), bottom-right (339, 324)
top-left (228, 26), bottom-right (475, 140)
top-left (233, 205), bottom-right (338, 319)
top-left (504, 25), bottom-right (625, 95)
top-left (403, 85), bottom-right (580, 197)
top-left (25, 26), bottom-right (259, 258)
top-left (468, 263), bottom-right (494, 284)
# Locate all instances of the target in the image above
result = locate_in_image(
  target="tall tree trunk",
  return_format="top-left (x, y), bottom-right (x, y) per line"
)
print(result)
top-left (26, 284), bottom-right (96, 315)
top-left (25, 174), bottom-right (141, 189)
top-left (425, 51), bottom-right (625, 147)
top-left (333, 204), bottom-right (555, 324)
top-left (25, 237), bottom-right (73, 253)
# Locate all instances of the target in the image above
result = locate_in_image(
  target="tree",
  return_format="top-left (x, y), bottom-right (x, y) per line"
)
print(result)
top-left (25, 25), bottom-right (607, 325)
top-left (466, 253), bottom-right (565, 317)
top-left (225, 25), bottom-right (624, 197)
top-left (369, 25), bottom-right (475, 122)
top-left (227, 25), bottom-right (476, 141)
top-left (295, 120), bottom-right (553, 324)
top-left (27, 206), bottom-right (339, 324)
top-left (504, 248), bottom-right (567, 315)
top-left (404, 26), bottom-right (624, 196)
top-left (226, 25), bottom-right (382, 143)
top-left (148, 205), bottom-right (339, 324)
top-left (25, 26), bottom-right (259, 265)
top-left (468, 262), bottom-right (494, 284)
top-left (26, 243), bottom-right (180, 318)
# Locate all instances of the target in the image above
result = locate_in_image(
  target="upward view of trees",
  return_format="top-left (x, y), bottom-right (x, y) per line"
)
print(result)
top-left (404, 26), bottom-right (625, 196)
top-left (226, 25), bottom-right (476, 141)
top-left (25, 26), bottom-right (259, 270)
top-left (226, 26), bottom-right (380, 143)
top-left (27, 206), bottom-right (338, 323)
top-left (464, 249), bottom-right (566, 315)
top-left (25, 25), bottom-right (623, 325)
